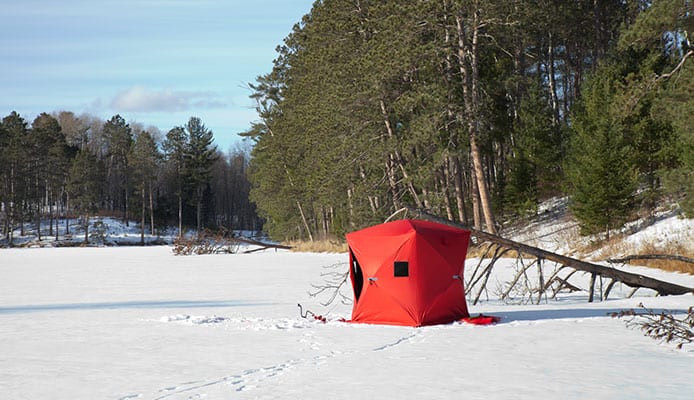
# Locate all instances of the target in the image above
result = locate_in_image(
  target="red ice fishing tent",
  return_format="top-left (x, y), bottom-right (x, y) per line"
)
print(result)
top-left (345, 219), bottom-right (472, 327)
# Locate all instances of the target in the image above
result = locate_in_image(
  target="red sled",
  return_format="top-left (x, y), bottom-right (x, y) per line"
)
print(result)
top-left (459, 314), bottom-right (501, 325)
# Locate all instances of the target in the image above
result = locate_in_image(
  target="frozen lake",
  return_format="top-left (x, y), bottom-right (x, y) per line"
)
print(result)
top-left (1, 246), bottom-right (692, 399)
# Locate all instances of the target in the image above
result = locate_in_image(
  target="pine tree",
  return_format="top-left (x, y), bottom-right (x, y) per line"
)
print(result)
top-left (102, 115), bottom-right (133, 223)
top-left (0, 121), bottom-right (8, 240)
top-left (129, 130), bottom-right (160, 244)
top-left (162, 126), bottom-right (188, 236)
top-left (184, 117), bottom-right (217, 234)
top-left (47, 128), bottom-right (77, 240)
top-left (617, 0), bottom-right (693, 216)
top-left (30, 113), bottom-right (70, 240)
top-left (67, 149), bottom-right (103, 244)
top-left (566, 64), bottom-right (637, 237)
top-left (0, 112), bottom-right (29, 243)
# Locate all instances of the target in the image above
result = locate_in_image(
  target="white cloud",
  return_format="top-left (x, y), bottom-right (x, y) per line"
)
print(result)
top-left (110, 86), bottom-right (226, 112)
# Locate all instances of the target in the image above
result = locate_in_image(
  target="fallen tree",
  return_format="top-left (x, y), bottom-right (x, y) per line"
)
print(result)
top-left (606, 254), bottom-right (694, 265)
top-left (172, 230), bottom-right (291, 255)
top-left (407, 208), bottom-right (694, 301)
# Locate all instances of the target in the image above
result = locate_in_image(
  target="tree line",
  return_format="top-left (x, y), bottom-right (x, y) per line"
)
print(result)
top-left (0, 111), bottom-right (261, 245)
top-left (244, 0), bottom-right (692, 241)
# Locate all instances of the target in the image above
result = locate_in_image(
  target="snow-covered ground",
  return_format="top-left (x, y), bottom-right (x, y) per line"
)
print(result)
top-left (1, 217), bottom-right (175, 247)
top-left (1, 241), bottom-right (692, 399)
top-left (2, 216), bottom-right (264, 248)
top-left (504, 198), bottom-right (694, 257)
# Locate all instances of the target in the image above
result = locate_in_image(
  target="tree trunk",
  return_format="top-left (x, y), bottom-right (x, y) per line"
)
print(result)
top-left (588, 272), bottom-right (597, 303)
top-left (9, 165), bottom-right (15, 245)
top-left (441, 164), bottom-right (454, 221)
top-left (48, 186), bottom-right (53, 237)
top-left (296, 200), bottom-right (313, 242)
top-left (347, 187), bottom-right (355, 228)
top-left (196, 186), bottom-right (202, 237)
top-left (140, 185), bottom-right (145, 246)
top-left (450, 156), bottom-right (468, 224)
top-left (455, 10), bottom-right (497, 234)
top-left (442, 13), bottom-right (466, 224)
top-left (65, 192), bottom-right (70, 235)
top-left (124, 183), bottom-right (129, 227)
top-left (607, 254), bottom-right (694, 265)
top-left (380, 101), bottom-right (403, 211)
top-left (84, 215), bottom-right (89, 244)
top-left (54, 190), bottom-right (59, 241)
top-left (36, 202), bottom-right (42, 241)
top-left (177, 190), bottom-right (183, 238)
top-left (149, 182), bottom-right (154, 236)
top-left (547, 32), bottom-right (560, 126)
top-left (20, 200), bottom-right (24, 236)
top-left (470, 171), bottom-right (482, 230)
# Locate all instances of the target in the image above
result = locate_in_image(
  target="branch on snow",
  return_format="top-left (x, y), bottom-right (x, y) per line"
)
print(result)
top-left (606, 254), bottom-right (694, 265)
top-left (610, 304), bottom-right (693, 349)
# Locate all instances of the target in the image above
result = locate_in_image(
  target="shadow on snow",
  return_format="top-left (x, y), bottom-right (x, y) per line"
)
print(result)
top-left (0, 300), bottom-right (273, 315)
top-left (493, 307), bottom-right (689, 323)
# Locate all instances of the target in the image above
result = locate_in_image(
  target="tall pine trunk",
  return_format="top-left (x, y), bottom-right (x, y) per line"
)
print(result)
top-left (455, 9), bottom-right (497, 234)
top-left (140, 185), bottom-right (145, 245)
top-left (149, 182), bottom-right (154, 236)
top-left (65, 192), bottom-right (70, 235)
top-left (83, 214), bottom-right (89, 244)
top-left (196, 186), bottom-right (202, 237)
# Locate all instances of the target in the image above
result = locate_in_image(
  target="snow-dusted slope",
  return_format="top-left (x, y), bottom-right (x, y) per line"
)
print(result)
top-left (1, 244), bottom-right (692, 400)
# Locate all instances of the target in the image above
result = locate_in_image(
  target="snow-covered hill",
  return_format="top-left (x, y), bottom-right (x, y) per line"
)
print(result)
top-left (504, 197), bottom-right (693, 258)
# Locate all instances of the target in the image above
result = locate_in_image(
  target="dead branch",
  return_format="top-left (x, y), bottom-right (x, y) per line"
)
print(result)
top-left (542, 265), bottom-right (583, 298)
top-left (543, 265), bottom-right (568, 291)
top-left (501, 257), bottom-right (536, 302)
top-left (308, 262), bottom-right (352, 306)
top-left (610, 304), bottom-right (693, 349)
top-left (588, 272), bottom-right (597, 302)
top-left (172, 230), bottom-right (240, 255)
top-left (172, 231), bottom-right (292, 255)
top-left (465, 242), bottom-right (497, 288)
top-left (623, 49), bottom-right (693, 113)
top-left (499, 256), bottom-right (540, 304)
top-left (656, 49), bottom-right (693, 81)
top-left (606, 254), bottom-right (694, 265)
top-left (472, 245), bottom-right (514, 305)
top-left (603, 279), bottom-right (618, 300)
top-left (536, 257), bottom-right (546, 305)
top-left (547, 274), bottom-right (583, 298)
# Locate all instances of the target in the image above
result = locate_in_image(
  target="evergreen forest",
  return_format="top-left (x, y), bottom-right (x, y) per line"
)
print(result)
top-left (1, 0), bottom-right (691, 245)
top-left (245, 0), bottom-right (692, 241)
top-left (0, 112), bottom-right (260, 244)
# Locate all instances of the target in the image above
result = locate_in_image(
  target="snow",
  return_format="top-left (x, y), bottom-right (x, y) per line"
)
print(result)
top-left (2, 202), bottom-right (693, 398)
top-left (2, 217), bottom-right (174, 247)
top-left (1, 240), bottom-right (692, 399)
top-left (503, 198), bottom-right (694, 259)
top-left (623, 212), bottom-right (694, 249)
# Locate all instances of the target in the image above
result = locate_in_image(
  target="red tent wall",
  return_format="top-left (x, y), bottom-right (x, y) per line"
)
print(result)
top-left (346, 219), bottom-right (471, 326)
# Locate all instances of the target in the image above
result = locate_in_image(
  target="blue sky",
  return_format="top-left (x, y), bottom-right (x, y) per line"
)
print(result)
top-left (1, 0), bottom-right (314, 150)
